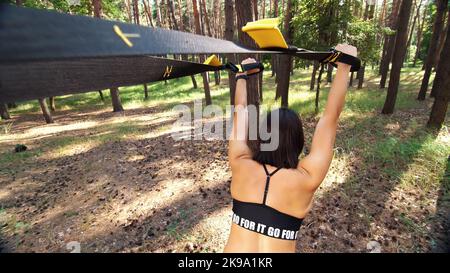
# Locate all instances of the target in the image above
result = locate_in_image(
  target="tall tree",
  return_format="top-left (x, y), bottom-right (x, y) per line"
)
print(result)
top-left (235, 0), bottom-right (260, 154)
top-left (270, 0), bottom-right (279, 78)
top-left (417, 0), bottom-right (448, 100)
top-left (49, 97), bottom-right (56, 112)
top-left (413, 3), bottom-right (427, 66)
top-left (110, 87), bottom-right (124, 112)
top-left (167, 0), bottom-right (179, 31)
top-left (93, 0), bottom-right (124, 111)
top-left (235, 0), bottom-right (260, 107)
top-left (0, 103), bottom-right (10, 120)
top-left (132, 0), bottom-right (150, 100)
top-left (177, 0), bottom-right (198, 89)
top-left (225, 0), bottom-right (237, 105)
top-left (382, 0), bottom-right (413, 114)
top-left (93, 0), bottom-right (106, 102)
top-left (200, 0), bottom-right (212, 37)
top-left (132, 0), bottom-right (140, 25)
top-left (192, 0), bottom-right (212, 105)
top-left (428, 18), bottom-right (450, 128)
top-left (406, 0), bottom-right (423, 63)
top-left (142, 0), bottom-right (154, 27)
top-left (199, 0), bottom-right (219, 85)
top-left (155, 0), bottom-right (163, 27)
top-left (275, 0), bottom-right (294, 107)
top-left (125, 0), bottom-right (133, 22)
top-left (434, 10), bottom-right (450, 73)
top-left (38, 98), bottom-right (54, 124)
top-left (379, 0), bottom-right (401, 89)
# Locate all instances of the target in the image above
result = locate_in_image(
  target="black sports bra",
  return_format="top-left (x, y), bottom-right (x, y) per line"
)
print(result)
top-left (231, 164), bottom-right (304, 241)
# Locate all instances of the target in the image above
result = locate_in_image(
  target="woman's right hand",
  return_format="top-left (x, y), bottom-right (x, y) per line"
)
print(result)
top-left (335, 44), bottom-right (357, 71)
top-left (335, 43), bottom-right (357, 57)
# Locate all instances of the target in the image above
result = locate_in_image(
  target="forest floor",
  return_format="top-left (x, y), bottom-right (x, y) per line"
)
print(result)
top-left (0, 66), bottom-right (448, 253)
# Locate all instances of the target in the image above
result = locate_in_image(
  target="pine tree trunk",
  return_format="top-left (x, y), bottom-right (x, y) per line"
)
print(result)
top-left (225, 0), bottom-right (236, 105)
top-left (405, 0), bottom-right (421, 63)
top-left (38, 98), bottom-right (54, 124)
top-left (110, 87), bottom-right (124, 112)
top-left (49, 97), bottom-right (56, 112)
top-left (382, 0), bottom-right (413, 114)
top-left (193, 0), bottom-right (212, 105)
top-left (310, 61), bottom-right (319, 91)
top-left (418, 0), bottom-right (448, 100)
top-left (236, 0), bottom-right (260, 107)
top-left (200, 0), bottom-right (212, 36)
top-left (434, 10), bottom-right (450, 72)
top-left (98, 90), bottom-right (105, 102)
top-left (270, 0), bottom-right (279, 78)
top-left (428, 17), bottom-right (450, 128)
top-left (167, 0), bottom-right (179, 30)
top-left (262, 0), bottom-right (266, 18)
top-left (379, 0), bottom-right (401, 89)
top-left (143, 84), bottom-right (149, 100)
top-left (0, 104), bottom-right (10, 120)
top-left (358, 64), bottom-right (365, 89)
top-left (413, 1), bottom-right (427, 66)
top-left (143, 0), bottom-right (155, 27)
top-left (315, 64), bottom-right (325, 114)
top-left (155, 0), bottom-right (163, 27)
top-left (349, 71), bottom-right (354, 87)
top-left (132, 0), bottom-right (140, 24)
top-left (327, 65), bottom-right (333, 83)
top-left (125, 0), bottom-right (133, 22)
top-left (275, 0), bottom-right (294, 108)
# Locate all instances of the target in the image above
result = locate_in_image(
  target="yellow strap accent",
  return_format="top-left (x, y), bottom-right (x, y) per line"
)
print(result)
top-left (324, 52), bottom-right (340, 63)
top-left (203, 55), bottom-right (223, 66)
top-left (163, 66), bottom-right (173, 78)
top-left (330, 52), bottom-right (341, 63)
top-left (113, 25), bottom-right (141, 48)
top-left (241, 18), bottom-right (288, 49)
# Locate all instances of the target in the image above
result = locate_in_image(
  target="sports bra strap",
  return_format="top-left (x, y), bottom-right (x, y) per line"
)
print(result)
top-left (262, 164), bottom-right (282, 205)
top-left (263, 164), bottom-right (282, 177)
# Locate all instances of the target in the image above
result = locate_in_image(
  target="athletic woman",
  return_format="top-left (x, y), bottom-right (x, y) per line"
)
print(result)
top-left (224, 44), bottom-right (358, 253)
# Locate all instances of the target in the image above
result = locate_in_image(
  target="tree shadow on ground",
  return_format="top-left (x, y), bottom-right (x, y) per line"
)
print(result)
top-left (295, 108), bottom-right (446, 252)
top-left (431, 157), bottom-right (449, 252)
top-left (0, 110), bottom-right (232, 252)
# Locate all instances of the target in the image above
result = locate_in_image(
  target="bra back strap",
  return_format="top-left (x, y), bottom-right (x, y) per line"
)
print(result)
top-left (262, 164), bottom-right (282, 205)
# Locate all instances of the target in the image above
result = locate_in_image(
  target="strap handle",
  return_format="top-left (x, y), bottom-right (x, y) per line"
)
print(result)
top-left (321, 49), bottom-right (361, 72)
top-left (222, 61), bottom-right (265, 76)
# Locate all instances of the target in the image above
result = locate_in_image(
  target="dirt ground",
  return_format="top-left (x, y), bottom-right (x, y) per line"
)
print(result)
top-left (0, 100), bottom-right (448, 253)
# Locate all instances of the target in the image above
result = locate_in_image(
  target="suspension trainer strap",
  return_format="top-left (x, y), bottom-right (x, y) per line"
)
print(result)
top-left (0, 4), bottom-right (361, 103)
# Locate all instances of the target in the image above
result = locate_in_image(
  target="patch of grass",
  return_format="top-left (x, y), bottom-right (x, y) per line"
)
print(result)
top-left (166, 208), bottom-right (193, 241)
top-left (0, 121), bottom-right (14, 135)
top-left (63, 211), bottom-right (79, 218)
top-left (398, 212), bottom-right (426, 235)
top-left (0, 148), bottom-right (43, 175)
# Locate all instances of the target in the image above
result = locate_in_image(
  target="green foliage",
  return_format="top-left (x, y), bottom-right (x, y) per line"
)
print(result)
top-left (347, 19), bottom-right (380, 64)
top-left (8, 0), bottom-right (128, 21)
top-left (419, 1), bottom-right (437, 62)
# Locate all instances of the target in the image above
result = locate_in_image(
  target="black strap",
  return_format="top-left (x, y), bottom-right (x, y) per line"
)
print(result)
top-left (0, 4), bottom-right (362, 103)
top-left (241, 62), bottom-right (265, 75)
top-left (262, 164), bottom-right (282, 205)
top-left (320, 50), bottom-right (361, 72)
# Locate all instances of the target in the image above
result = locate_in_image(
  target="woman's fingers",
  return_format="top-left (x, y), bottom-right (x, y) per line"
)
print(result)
top-left (335, 44), bottom-right (358, 57)
top-left (241, 58), bottom-right (257, 64)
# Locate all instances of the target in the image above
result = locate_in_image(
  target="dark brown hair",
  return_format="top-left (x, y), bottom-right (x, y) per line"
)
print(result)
top-left (252, 108), bottom-right (304, 169)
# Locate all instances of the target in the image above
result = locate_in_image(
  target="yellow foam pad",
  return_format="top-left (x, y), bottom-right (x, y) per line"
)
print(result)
top-left (242, 18), bottom-right (288, 49)
top-left (203, 55), bottom-right (222, 67)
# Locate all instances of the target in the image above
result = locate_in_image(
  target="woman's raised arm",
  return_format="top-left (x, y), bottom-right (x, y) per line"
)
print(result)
top-left (298, 44), bottom-right (357, 190)
top-left (228, 58), bottom-right (258, 166)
